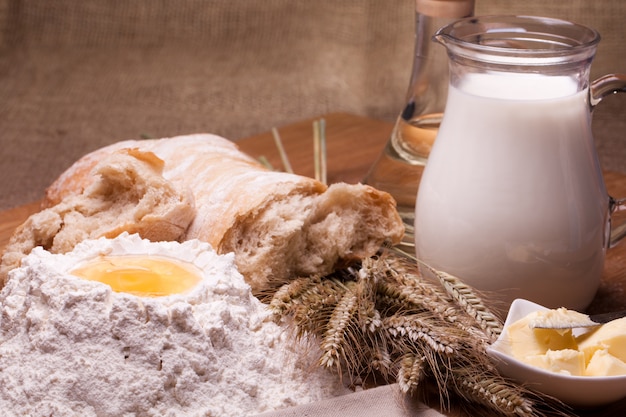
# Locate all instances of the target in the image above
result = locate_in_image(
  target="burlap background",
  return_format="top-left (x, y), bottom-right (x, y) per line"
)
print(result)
top-left (1, 0), bottom-right (624, 211)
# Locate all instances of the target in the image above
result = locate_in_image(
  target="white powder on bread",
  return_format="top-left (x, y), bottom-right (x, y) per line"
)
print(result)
top-left (0, 234), bottom-right (348, 416)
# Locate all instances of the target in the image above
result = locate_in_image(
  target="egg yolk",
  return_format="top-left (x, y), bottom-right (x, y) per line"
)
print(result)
top-left (71, 255), bottom-right (202, 297)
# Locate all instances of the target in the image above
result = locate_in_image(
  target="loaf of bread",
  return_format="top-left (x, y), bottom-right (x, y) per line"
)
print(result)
top-left (0, 148), bottom-right (196, 284)
top-left (5, 134), bottom-right (404, 292)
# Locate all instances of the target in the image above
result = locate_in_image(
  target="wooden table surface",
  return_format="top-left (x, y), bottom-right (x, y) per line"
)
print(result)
top-left (2, 112), bottom-right (626, 415)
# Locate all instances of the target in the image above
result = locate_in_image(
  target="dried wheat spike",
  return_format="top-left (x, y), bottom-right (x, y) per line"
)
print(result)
top-left (367, 332), bottom-right (393, 377)
top-left (383, 314), bottom-right (458, 356)
top-left (269, 276), bottom-right (318, 314)
top-left (419, 262), bottom-right (503, 342)
top-left (397, 352), bottom-right (426, 394)
top-left (375, 279), bottom-right (437, 315)
top-left (319, 281), bottom-right (359, 370)
top-left (378, 254), bottom-right (462, 323)
top-left (453, 369), bottom-right (538, 417)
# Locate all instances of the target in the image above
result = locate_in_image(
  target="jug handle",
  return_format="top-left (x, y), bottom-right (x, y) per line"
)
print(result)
top-left (590, 74), bottom-right (626, 108)
top-left (610, 197), bottom-right (626, 247)
top-left (590, 74), bottom-right (626, 247)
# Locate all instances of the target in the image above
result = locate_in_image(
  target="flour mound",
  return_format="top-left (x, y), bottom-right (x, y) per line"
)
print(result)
top-left (0, 234), bottom-right (348, 416)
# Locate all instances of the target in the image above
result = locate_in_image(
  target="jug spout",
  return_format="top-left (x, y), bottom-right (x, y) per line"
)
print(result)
top-left (432, 32), bottom-right (449, 48)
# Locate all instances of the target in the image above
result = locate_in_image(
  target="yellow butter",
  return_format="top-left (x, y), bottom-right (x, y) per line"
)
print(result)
top-left (527, 307), bottom-right (596, 329)
top-left (524, 349), bottom-right (586, 376)
top-left (505, 310), bottom-right (626, 377)
top-left (507, 314), bottom-right (578, 358)
top-left (585, 349), bottom-right (626, 376)
top-left (576, 317), bottom-right (626, 365)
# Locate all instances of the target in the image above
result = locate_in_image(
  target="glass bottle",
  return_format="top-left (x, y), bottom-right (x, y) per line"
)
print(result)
top-left (364, 0), bottom-right (474, 251)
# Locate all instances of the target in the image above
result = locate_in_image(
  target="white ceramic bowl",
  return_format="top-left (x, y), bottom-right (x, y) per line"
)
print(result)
top-left (486, 298), bottom-right (626, 408)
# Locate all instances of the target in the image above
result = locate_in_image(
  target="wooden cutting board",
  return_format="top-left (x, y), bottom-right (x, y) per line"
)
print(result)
top-left (1, 112), bottom-right (626, 315)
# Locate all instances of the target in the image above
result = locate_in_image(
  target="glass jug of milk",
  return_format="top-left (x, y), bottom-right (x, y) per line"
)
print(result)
top-left (414, 15), bottom-right (626, 310)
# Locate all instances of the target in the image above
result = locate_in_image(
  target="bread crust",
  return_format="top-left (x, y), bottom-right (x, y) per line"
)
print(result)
top-left (45, 135), bottom-right (327, 246)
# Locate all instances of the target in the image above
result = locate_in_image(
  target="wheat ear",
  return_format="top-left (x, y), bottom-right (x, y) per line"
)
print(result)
top-left (417, 261), bottom-right (503, 342)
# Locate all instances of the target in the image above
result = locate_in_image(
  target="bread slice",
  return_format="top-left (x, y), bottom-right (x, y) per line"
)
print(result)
top-left (25, 134), bottom-right (405, 292)
top-left (220, 182), bottom-right (405, 290)
top-left (0, 149), bottom-right (195, 285)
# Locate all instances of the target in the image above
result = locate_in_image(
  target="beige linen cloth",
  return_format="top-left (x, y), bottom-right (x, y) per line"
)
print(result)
top-left (0, 0), bottom-right (624, 211)
top-left (254, 384), bottom-right (446, 417)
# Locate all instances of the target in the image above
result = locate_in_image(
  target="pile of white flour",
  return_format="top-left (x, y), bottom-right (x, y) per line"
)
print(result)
top-left (0, 234), bottom-right (348, 416)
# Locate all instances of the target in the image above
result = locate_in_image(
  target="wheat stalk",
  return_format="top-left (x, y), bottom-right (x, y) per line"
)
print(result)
top-left (271, 127), bottom-right (293, 174)
top-left (312, 119), bottom-right (328, 184)
top-left (266, 118), bottom-right (326, 182)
